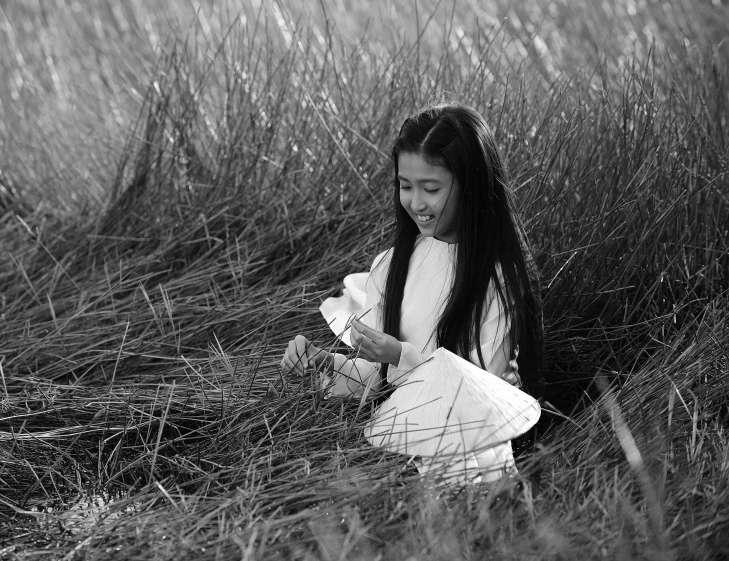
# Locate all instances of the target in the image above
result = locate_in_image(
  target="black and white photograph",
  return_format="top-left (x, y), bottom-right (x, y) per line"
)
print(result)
top-left (1, 0), bottom-right (727, 558)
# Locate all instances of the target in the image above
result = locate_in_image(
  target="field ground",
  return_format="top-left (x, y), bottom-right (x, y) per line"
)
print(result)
top-left (1, 0), bottom-right (728, 559)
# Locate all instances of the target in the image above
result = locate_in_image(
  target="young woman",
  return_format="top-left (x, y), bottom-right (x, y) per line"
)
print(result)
top-left (281, 102), bottom-right (544, 482)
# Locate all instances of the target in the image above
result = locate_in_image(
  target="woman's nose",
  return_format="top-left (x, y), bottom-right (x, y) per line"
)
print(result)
top-left (411, 191), bottom-right (427, 211)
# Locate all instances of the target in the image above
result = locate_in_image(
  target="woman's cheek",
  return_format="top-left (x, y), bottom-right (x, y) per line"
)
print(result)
top-left (399, 192), bottom-right (411, 210)
top-left (430, 194), bottom-right (445, 214)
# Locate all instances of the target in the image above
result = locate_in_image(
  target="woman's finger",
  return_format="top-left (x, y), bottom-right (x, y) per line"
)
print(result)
top-left (356, 333), bottom-right (374, 350)
top-left (284, 353), bottom-right (298, 371)
top-left (350, 325), bottom-right (370, 343)
top-left (351, 320), bottom-right (365, 341)
top-left (296, 356), bottom-right (307, 374)
top-left (285, 347), bottom-right (306, 374)
top-left (296, 336), bottom-right (320, 367)
top-left (352, 319), bottom-right (381, 343)
top-left (354, 338), bottom-right (371, 356)
top-left (293, 338), bottom-right (306, 360)
top-left (282, 336), bottom-right (316, 375)
top-left (288, 359), bottom-right (304, 375)
top-left (305, 346), bottom-right (320, 367)
top-left (350, 324), bottom-right (362, 347)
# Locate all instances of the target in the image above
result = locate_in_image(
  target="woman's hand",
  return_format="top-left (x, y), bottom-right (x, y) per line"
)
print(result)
top-left (280, 335), bottom-right (331, 375)
top-left (350, 319), bottom-right (402, 366)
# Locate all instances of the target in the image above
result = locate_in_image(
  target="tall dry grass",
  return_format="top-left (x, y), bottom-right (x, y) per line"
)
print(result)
top-left (1, 1), bottom-right (728, 559)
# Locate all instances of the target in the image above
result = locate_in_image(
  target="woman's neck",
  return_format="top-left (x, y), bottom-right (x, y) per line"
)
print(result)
top-left (433, 234), bottom-right (457, 245)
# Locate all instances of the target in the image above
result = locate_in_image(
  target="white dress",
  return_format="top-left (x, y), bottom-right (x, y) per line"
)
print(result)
top-left (322, 235), bottom-right (522, 483)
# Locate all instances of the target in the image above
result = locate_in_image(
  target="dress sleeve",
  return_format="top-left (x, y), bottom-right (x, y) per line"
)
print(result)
top-left (326, 251), bottom-right (389, 396)
top-left (473, 283), bottom-right (520, 386)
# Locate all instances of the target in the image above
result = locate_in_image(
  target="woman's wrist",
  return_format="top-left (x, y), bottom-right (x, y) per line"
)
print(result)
top-left (388, 342), bottom-right (402, 367)
top-left (314, 350), bottom-right (335, 368)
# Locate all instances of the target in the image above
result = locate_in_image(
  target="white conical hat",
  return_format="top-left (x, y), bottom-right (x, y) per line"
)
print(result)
top-left (364, 348), bottom-right (540, 457)
top-left (318, 272), bottom-right (368, 347)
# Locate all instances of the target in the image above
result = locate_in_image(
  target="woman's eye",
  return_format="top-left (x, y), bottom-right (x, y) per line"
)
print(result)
top-left (425, 188), bottom-right (439, 194)
top-left (399, 184), bottom-right (411, 190)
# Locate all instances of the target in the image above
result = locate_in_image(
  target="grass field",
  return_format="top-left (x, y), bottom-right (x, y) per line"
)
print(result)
top-left (1, 0), bottom-right (728, 559)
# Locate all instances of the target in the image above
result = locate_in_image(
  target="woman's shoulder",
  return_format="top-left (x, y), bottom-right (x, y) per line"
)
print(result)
top-left (371, 247), bottom-right (393, 272)
top-left (364, 247), bottom-right (392, 297)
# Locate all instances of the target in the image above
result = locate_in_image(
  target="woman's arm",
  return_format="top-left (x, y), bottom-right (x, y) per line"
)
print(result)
top-left (280, 334), bottom-right (382, 396)
top-left (321, 251), bottom-right (395, 396)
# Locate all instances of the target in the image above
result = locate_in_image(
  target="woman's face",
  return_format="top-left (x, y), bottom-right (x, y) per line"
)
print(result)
top-left (397, 152), bottom-right (461, 243)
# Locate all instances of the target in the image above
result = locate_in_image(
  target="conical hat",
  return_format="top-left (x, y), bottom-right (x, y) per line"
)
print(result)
top-left (364, 348), bottom-right (540, 457)
top-left (319, 272), bottom-right (368, 347)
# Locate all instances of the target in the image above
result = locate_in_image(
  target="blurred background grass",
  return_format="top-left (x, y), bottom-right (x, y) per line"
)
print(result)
top-left (0, 1), bottom-right (728, 559)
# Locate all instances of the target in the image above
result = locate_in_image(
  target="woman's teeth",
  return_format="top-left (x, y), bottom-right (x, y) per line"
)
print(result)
top-left (416, 215), bottom-right (434, 223)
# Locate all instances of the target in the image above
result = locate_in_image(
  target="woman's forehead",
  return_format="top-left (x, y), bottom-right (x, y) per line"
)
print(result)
top-left (397, 152), bottom-right (452, 182)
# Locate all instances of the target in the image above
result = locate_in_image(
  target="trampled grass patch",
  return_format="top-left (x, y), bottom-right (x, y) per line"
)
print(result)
top-left (0, 1), bottom-right (728, 559)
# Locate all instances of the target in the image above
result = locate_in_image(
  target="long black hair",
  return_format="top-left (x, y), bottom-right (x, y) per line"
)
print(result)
top-left (381, 103), bottom-right (544, 397)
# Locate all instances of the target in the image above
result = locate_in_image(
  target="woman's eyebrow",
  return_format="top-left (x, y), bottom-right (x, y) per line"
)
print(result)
top-left (397, 175), bottom-right (442, 184)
